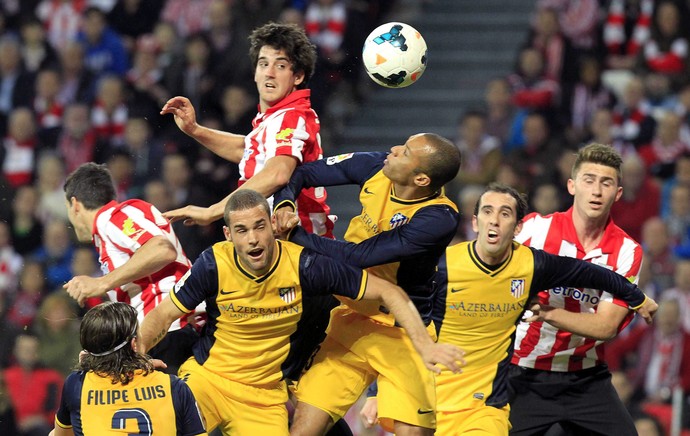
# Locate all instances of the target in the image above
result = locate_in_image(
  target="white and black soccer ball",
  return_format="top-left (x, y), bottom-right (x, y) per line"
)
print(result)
top-left (362, 22), bottom-right (428, 88)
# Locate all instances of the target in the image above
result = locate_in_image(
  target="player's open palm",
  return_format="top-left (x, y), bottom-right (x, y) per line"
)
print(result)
top-left (423, 342), bottom-right (465, 374)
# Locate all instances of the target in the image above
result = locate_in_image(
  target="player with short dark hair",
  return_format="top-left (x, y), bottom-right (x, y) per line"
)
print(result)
top-left (432, 183), bottom-right (656, 435)
top-left (64, 162), bottom-right (201, 375)
top-left (160, 22), bottom-right (331, 238)
top-left (139, 189), bottom-right (462, 435)
top-left (508, 143), bottom-right (648, 435)
top-left (50, 302), bottom-right (206, 436)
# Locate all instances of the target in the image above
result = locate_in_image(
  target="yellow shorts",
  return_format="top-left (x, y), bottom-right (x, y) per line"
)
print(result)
top-left (179, 357), bottom-right (289, 435)
top-left (436, 404), bottom-right (511, 435)
top-left (292, 307), bottom-right (437, 430)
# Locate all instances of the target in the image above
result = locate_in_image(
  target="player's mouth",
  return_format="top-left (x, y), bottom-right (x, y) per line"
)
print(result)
top-left (247, 247), bottom-right (264, 260)
top-left (264, 82), bottom-right (276, 89)
top-left (589, 200), bottom-right (603, 209)
top-left (487, 229), bottom-right (499, 243)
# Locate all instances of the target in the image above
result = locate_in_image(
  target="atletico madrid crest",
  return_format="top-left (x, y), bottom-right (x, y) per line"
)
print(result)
top-left (279, 287), bottom-right (296, 304)
top-left (510, 280), bottom-right (525, 299)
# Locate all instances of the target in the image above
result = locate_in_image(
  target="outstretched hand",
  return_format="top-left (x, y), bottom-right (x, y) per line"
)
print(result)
top-left (64, 275), bottom-right (108, 307)
top-left (160, 96), bottom-right (198, 136)
top-left (421, 342), bottom-right (465, 375)
top-left (163, 205), bottom-right (215, 227)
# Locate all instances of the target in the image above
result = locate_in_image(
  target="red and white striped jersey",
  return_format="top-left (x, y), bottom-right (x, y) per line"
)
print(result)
top-left (239, 89), bottom-right (333, 238)
top-left (512, 208), bottom-right (642, 372)
top-left (92, 199), bottom-right (192, 331)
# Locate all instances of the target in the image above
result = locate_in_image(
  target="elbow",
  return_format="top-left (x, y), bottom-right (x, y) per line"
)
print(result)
top-left (596, 326), bottom-right (619, 341)
top-left (273, 171), bottom-right (292, 188)
top-left (159, 240), bottom-right (178, 263)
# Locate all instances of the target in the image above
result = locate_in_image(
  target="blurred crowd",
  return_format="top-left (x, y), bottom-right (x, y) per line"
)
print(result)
top-left (449, 0), bottom-right (690, 435)
top-left (3, 0), bottom-right (690, 435)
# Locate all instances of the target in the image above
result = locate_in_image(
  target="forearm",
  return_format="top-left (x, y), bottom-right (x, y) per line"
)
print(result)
top-left (188, 124), bottom-right (246, 163)
top-left (101, 237), bottom-right (176, 291)
top-left (541, 308), bottom-right (620, 340)
top-left (380, 287), bottom-right (434, 356)
top-left (239, 155), bottom-right (298, 198)
top-left (140, 302), bottom-right (178, 353)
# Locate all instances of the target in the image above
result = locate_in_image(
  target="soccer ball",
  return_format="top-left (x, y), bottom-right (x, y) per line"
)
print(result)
top-left (362, 22), bottom-right (427, 88)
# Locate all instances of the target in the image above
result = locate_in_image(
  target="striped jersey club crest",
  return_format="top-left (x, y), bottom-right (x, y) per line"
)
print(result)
top-left (389, 213), bottom-right (409, 228)
top-left (279, 287), bottom-right (296, 304)
top-left (510, 279), bottom-right (525, 299)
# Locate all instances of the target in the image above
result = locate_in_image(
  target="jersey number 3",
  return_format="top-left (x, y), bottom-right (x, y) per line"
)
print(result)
top-left (111, 408), bottom-right (153, 435)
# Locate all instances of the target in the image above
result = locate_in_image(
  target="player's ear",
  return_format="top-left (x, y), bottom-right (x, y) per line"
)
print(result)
top-left (294, 71), bottom-right (305, 87)
top-left (514, 220), bottom-right (523, 237)
top-left (414, 172), bottom-right (431, 188)
top-left (471, 215), bottom-right (479, 233)
top-left (223, 225), bottom-right (232, 242)
top-left (567, 178), bottom-right (575, 196)
top-left (130, 337), bottom-right (137, 353)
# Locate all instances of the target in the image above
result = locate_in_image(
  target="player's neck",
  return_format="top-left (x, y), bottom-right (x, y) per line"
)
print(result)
top-left (573, 210), bottom-right (608, 252)
top-left (392, 183), bottom-right (435, 201)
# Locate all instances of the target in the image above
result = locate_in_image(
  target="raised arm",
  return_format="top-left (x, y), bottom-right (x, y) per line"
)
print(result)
top-left (163, 155), bottom-right (299, 226)
top-left (161, 96), bottom-right (246, 163)
top-left (64, 236), bottom-right (177, 306)
top-left (286, 205), bottom-right (458, 268)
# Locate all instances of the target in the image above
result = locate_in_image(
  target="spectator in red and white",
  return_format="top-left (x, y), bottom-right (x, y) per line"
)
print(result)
top-left (0, 220), bottom-right (22, 297)
top-left (604, 0), bottom-right (655, 70)
top-left (160, 0), bottom-right (214, 39)
top-left (125, 34), bottom-right (169, 119)
top-left (2, 108), bottom-right (40, 189)
top-left (6, 261), bottom-right (46, 330)
top-left (612, 74), bottom-right (657, 148)
top-left (91, 74), bottom-right (128, 148)
top-left (36, 0), bottom-right (86, 51)
top-left (610, 152), bottom-right (661, 241)
top-left (507, 47), bottom-right (560, 112)
top-left (32, 69), bottom-right (64, 146)
top-left (607, 297), bottom-right (690, 405)
top-left (34, 152), bottom-right (69, 226)
top-left (525, 6), bottom-right (576, 84)
top-left (56, 103), bottom-right (108, 175)
top-left (563, 56), bottom-right (617, 146)
top-left (55, 40), bottom-right (97, 106)
top-left (640, 216), bottom-right (677, 293)
top-left (638, 110), bottom-right (690, 180)
top-left (18, 15), bottom-right (59, 74)
top-left (536, 0), bottom-right (599, 54)
top-left (641, 0), bottom-right (689, 79)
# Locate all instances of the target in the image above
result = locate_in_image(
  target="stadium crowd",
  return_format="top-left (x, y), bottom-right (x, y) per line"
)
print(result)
top-left (0, 0), bottom-right (689, 435)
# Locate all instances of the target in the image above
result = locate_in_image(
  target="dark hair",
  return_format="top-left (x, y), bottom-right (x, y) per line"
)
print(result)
top-left (474, 182), bottom-right (529, 223)
top-left (572, 143), bottom-right (622, 184)
top-left (79, 302), bottom-right (152, 385)
top-left (416, 133), bottom-right (462, 191)
top-left (248, 22), bottom-right (317, 89)
top-left (224, 189), bottom-right (271, 226)
top-left (64, 163), bottom-right (117, 210)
